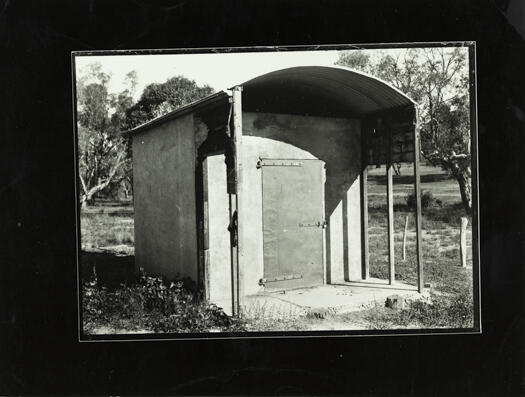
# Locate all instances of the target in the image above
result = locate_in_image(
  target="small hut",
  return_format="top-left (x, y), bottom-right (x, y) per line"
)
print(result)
top-left (124, 66), bottom-right (423, 315)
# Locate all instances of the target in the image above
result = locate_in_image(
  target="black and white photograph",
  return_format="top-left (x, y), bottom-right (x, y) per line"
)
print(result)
top-left (74, 44), bottom-right (480, 338)
top-left (4, 0), bottom-right (525, 394)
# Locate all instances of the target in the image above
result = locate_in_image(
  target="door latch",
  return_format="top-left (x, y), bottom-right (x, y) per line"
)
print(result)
top-left (298, 220), bottom-right (327, 228)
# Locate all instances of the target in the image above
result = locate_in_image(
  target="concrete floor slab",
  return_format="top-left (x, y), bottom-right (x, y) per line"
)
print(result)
top-left (243, 278), bottom-right (427, 316)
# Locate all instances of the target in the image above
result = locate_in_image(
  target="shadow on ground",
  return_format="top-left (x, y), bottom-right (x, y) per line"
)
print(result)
top-left (80, 250), bottom-right (136, 289)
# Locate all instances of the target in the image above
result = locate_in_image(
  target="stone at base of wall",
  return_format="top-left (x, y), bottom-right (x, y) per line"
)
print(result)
top-left (385, 294), bottom-right (408, 310)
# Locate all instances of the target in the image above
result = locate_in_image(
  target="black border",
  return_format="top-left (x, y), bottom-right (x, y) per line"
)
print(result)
top-left (2, 0), bottom-right (524, 394)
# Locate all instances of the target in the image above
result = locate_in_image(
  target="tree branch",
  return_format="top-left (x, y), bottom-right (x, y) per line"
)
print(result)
top-left (79, 174), bottom-right (89, 196)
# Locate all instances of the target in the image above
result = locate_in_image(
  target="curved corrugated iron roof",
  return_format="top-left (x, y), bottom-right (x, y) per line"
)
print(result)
top-left (239, 65), bottom-right (416, 117)
top-left (124, 65), bottom-right (416, 135)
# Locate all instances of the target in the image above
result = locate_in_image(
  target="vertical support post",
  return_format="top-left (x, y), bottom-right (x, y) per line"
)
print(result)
top-left (360, 122), bottom-right (369, 280)
top-left (469, 43), bottom-right (481, 331)
top-left (321, 163), bottom-right (328, 284)
top-left (232, 86), bottom-right (244, 316)
top-left (460, 217), bottom-right (468, 268)
top-left (202, 158), bottom-right (210, 301)
top-left (386, 131), bottom-right (395, 285)
top-left (360, 166), bottom-right (369, 280)
top-left (413, 107), bottom-right (424, 293)
top-left (402, 215), bottom-right (408, 262)
top-left (229, 194), bottom-right (238, 316)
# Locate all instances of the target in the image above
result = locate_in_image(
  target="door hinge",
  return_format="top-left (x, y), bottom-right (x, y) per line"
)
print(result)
top-left (298, 220), bottom-right (327, 228)
top-left (264, 274), bottom-right (304, 282)
top-left (257, 159), bottom-right (303, 168)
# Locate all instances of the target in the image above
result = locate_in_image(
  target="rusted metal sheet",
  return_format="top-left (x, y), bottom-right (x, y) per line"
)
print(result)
top-left (262, 159), bottom-right (325, 289)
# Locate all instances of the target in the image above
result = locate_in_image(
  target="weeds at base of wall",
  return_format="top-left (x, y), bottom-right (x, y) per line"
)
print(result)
top-left (363, 289), bottom-right (474, 330)
top-left (82, 274), bottom-right (247, 334)
top-left (241, 301), bottom-right (309, 332)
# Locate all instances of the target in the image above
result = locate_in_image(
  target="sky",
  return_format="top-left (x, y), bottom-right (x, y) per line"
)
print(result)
top-left (74, 47), bottom-right (468, 101)
top-left (75, 49), bottom-right (342, 99)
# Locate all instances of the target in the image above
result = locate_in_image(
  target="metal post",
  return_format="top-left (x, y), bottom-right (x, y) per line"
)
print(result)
top-left (460, 217), bottom-right (468, 268)
top-left (413, 107), bottom-right (424, 293)
top-left (360, 123), bottom-right (369, 280)
top-left (387, 129), bottom-right (395, 285)
top-left (402, 215), bottom-right (409, 261)
top-left (229, 194), bottom-right (238, 316)
top-left (360, 166), bottom-right (369, 280)
top-left (232, 86), bottom-right (244, 316)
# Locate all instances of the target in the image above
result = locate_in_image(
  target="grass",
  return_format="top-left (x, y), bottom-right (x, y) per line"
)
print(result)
top-left (241, 301), bottom-right (308, 331)
top-left (360, 163), bottom-right (474, 329)
top-left (80, 163), bottom-right (476, 333)
top-left (361, 289), bottom-right (474, 330)
top-left (81, 202), bottom-right (134, 255)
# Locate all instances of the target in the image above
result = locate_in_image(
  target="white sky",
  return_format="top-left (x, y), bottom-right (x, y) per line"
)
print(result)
top-left (75, 47), bottom-right (468, 100)
top-left (75, 50), bottom-right (342, 99)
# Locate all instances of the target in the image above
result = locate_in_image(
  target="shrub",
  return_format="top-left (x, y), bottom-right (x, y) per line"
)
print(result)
top-left (365, 289), bottom-right (474, 330)
top-left (82, 274), bottom-right (245, 333)
top-left (398, 290), bottom-right (473, 328)
top-left (406, 191), bottom-right (442, 209)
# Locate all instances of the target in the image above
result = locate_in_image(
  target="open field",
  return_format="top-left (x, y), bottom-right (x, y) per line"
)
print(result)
top-left (79, 163), bottom-right (475, 333)
top-left (81, 200), bottom-right (135, 256)
top-left (366, 163), bottom-right (473, 285)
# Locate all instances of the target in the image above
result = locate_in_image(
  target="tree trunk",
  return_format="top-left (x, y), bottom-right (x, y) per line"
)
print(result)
top-left (79, 152), bottom-right (126, 209)
top-left (80, 193), bottom-right (95, 209)
top-left (454, 169), bottom-right (472, 214)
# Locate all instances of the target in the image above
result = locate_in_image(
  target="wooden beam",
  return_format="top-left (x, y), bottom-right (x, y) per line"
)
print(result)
top-left (232, 86), bottom-right (244, 316)
top-left (413, 108), bottom-right (424, 293)
top-left (387, 160), bottom-right (395, 285)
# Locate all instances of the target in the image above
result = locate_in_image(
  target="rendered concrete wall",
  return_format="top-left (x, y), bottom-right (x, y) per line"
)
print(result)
top-left (132, 114), bottom-right (198, 281)
top-left (204, 154), bottom-right (233, 315)
top-left (241, 112), bottom-right (362, 294)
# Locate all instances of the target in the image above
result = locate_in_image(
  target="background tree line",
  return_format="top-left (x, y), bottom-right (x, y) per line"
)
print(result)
top-left (76, 62), bottom-right (213, 207)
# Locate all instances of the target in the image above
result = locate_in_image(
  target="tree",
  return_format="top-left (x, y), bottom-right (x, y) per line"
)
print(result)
top-left (124, 76), bottom-right (214, 129)
top-left (76, 64), bottom-right (135, 207)
top-left (336, 48), bottom-right (472, 212)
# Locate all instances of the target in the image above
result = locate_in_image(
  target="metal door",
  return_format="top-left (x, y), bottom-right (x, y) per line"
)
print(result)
top-left (261, 159), bottom-right (325, 289)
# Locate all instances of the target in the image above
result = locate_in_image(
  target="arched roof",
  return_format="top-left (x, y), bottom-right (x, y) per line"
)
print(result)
top-left (125, 65), bottom-right (417, 135)
top-left (239, 65), bottom-right (416, 118)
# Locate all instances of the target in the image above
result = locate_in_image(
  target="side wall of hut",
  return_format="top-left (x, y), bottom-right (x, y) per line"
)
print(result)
top-left (132, 114), bottom-right (198, 281)
top-left (240, 112), bottom-right (363, 296)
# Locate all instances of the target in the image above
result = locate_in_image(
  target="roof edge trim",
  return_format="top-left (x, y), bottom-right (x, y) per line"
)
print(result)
top-left (122, 91), bottom-right (229, 136)
top-left (323, 65), bottom-right (418, 108)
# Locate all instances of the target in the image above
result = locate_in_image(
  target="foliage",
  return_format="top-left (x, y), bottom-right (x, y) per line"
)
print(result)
top-left (365, 289), bottom-right (474, 329)
top-left (77, 64), bottom-right (214, 206)
top-left (336, 48), bottom-right (472, 212)
top-left (241, 301), bottom-right (308, 332)
top-left (76, 64), bottom-right (136, 206)
top-left (124, 76), bottom-right (214, 129)
top-left (82, 273), bottom-right (246, 333)
top-left (406, 190), bottom-right (442, 209)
